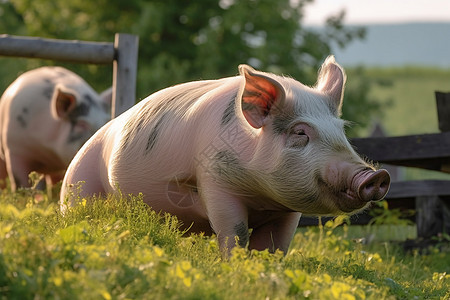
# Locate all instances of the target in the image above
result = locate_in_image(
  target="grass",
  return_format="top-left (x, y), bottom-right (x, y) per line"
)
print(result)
top-left (1, 186), bottom-right (449, 299)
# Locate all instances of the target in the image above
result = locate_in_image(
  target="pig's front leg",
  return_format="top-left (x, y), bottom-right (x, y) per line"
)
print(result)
top-left (249, 212), bottom-right (301, 254)
top-left (201, 178), bottom-right (250, 255)
top-left (5, 152), bottom-right (33, 190)
top-left (0, 156), bottom-right (8, 188)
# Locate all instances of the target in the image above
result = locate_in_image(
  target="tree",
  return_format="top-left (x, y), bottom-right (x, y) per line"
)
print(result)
top-left (0, 0), bottom-right (381, 136)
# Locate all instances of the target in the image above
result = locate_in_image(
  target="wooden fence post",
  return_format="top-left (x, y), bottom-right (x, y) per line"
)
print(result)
top-left (435, 91), bottom-right (450, 132)
top-left (112, 33), bottom-right (139, 118)
top-left (415, 195), bottom-right (450, 238)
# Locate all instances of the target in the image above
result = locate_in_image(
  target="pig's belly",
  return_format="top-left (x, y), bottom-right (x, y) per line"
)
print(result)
top-left (114, 179), bottom-right (212, 234)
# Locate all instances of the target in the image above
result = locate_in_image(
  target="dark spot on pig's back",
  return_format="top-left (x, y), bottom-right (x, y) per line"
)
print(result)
top-left (120, 81), bottom-right (224, 153)
top-left (123, 85), bottom-right (203, 146)
top-left (16, 107), bottom-right (29, 128)
top-left (16, 115), bottom-right (27, 128)
top-left (42, 78), bottom-right (55, 100)
top-left (120, 117), bottom-right (145, 150)
top-left (42, 87), bottom-right (54, 100)
top-left (145, 113), bottom-right (167, 154)
top-left (143, 84), bottom-right (209, 121)
top-left (122, 83), bottom-right (213, 152)
top-left (221, 94), bottom-right (237, 126)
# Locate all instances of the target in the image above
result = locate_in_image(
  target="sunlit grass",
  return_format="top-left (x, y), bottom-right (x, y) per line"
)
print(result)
top-left (0, 187), bottom-right (449, 299)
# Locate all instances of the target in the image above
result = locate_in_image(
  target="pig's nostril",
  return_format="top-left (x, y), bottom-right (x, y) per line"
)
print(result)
top-left (358, 169), bottom-right (391, 202)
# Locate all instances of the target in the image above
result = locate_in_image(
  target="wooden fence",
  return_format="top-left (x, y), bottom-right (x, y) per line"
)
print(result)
top-left (0, 33), bottom-right (139, 118)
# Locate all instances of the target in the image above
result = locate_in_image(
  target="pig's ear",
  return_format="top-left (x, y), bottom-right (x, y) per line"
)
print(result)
top-left (316, 56), bottom-right (346, 116)
top-left (51, 87), bottom-right (77, 120)
top-left (239, 64), bottom-right (285, 129)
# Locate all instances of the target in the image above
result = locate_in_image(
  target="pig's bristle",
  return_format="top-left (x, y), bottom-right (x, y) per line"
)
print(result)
top-left (361, 155), bottom-right (379, 170)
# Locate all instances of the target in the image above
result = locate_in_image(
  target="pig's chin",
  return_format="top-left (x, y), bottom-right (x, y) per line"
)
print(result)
top-left (318, 180), bottom-right (369, 214)
top-left (335, 188), bottom-right (370, 213)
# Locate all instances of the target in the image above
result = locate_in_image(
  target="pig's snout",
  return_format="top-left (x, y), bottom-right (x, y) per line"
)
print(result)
top-left (356, 169), bottom-right (390, 202)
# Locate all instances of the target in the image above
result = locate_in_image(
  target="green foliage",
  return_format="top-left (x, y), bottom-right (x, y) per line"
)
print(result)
top-left (0, 189), bottom-right (449, 299)
top-left (0, 0), bottom-right (384, 135)
top-left (369, 200), bottom-right (415, 226)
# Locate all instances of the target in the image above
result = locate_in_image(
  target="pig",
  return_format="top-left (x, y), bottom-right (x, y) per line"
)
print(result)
top-left (61, 56), bottom-right (390, 254)
top-left (0, 66), bottom-right (110, 191)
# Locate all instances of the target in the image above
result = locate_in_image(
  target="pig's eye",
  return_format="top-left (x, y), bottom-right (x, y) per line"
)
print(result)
top-left (296, 129), bottom-right (306, 136)
top-left (288, 127), bottom-right (309, 148)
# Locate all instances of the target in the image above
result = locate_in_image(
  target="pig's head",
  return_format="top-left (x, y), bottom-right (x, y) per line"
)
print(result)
top-left (216, 56), bottom-right (390, 216)
top-left (50, 83), bottom-right (111, 164)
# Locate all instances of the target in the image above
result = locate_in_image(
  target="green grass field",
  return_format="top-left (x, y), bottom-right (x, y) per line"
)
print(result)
top-left (1, 186), bottom-right (449, 300)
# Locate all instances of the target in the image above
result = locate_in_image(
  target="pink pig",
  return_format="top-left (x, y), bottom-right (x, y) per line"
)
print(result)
top-left (61, 56), bottom-right (390, 254)
top-left (0, 66), bottom-right (110, 190)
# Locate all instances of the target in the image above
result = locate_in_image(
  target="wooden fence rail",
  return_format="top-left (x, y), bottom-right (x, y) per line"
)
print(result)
top-left (0, 33), bottom-right (139, 117)
top-left (351, 132), bottom-right (450, 172)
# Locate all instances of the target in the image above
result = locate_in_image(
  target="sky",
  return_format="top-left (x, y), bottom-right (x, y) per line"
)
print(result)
top-left (303, 0), bottom-right (450, 25)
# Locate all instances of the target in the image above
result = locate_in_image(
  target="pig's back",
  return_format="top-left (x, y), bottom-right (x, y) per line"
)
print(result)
top-left (103, 76), bottom-right (241, 193)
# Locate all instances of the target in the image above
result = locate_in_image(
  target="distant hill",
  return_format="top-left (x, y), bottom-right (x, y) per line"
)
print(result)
top-left (321, 22), bottom-right (450, 68)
